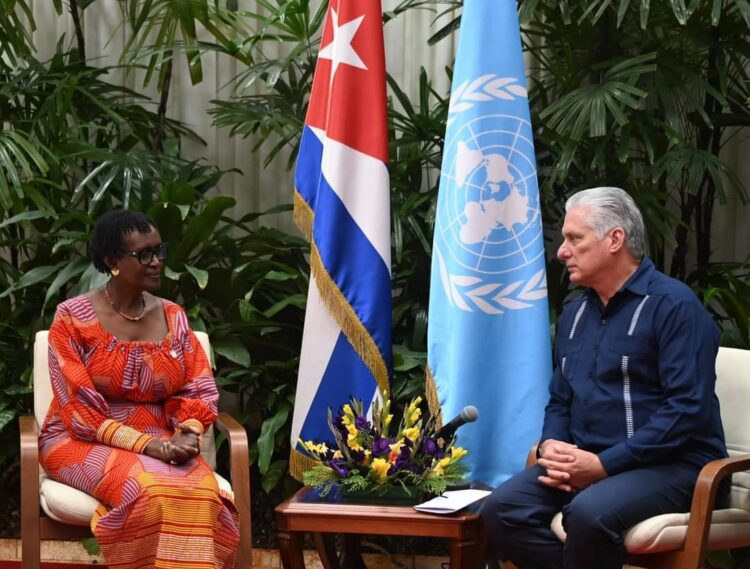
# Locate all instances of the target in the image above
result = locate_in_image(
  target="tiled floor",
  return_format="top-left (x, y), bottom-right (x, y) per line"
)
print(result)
top-left (0, 540), bottom-right (651, 568)
top-left (0, 539), bottom-right (450, 568)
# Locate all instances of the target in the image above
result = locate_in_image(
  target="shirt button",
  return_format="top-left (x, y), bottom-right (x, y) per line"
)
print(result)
top-left (582, 399), bottom-right (589, 405)
top-left (593, 344), bottom-right (598, 351)
top-left (588, 372), bottom-right (593, 378)
top-left (601, 319), bottom-right (607, 325)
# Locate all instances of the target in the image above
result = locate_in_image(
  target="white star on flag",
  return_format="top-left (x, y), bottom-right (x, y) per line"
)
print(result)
top-left (318, 9), bottom-right (367, 82)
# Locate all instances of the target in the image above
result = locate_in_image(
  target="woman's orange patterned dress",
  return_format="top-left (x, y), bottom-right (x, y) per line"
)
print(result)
top-left (39, 296), bottom-right (239, 569)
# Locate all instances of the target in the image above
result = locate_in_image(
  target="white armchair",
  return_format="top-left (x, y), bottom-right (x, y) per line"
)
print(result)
top-left (519, 346), bottom-right (750, 569)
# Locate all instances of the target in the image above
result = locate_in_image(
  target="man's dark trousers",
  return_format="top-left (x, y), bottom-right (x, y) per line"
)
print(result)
top-left (479, 462), bottom-right (701, 569)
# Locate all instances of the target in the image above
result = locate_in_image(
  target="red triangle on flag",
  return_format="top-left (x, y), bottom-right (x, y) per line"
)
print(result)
top-left (305, 0), bottom-right (388, 163)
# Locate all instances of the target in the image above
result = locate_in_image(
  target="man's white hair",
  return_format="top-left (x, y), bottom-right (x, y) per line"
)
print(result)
top-left (566, 187), bottom-right (646, 258)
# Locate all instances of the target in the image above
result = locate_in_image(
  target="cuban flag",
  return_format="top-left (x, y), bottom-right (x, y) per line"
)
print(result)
top-left (290, 0), bottom-right (392, 479)
top-left (426, 0), bottom-right (552, 487)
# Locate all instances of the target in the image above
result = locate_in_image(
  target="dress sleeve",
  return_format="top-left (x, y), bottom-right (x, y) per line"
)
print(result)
top-left (48, 303), bottom-right (154, 453)
top-left (163, 309), bottom-right (219, 435)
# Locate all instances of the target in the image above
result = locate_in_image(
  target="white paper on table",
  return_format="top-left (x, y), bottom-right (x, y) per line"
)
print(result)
top-left (413, 489), bottom-right (491, 515)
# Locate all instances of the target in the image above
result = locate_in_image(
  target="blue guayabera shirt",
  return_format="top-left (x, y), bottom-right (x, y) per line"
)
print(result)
top-left (541, 257), bottom-right (728, 476)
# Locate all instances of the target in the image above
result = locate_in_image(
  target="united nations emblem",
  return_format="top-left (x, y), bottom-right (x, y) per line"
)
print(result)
top-left (434, 75), bottom-right (547, 315)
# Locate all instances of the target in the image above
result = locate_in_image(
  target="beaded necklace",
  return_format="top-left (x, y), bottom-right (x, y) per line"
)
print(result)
top-left (104, 282), bottom-right (146, 322)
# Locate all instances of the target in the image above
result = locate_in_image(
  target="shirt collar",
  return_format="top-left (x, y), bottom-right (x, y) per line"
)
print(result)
top-left (622, 256), bottom-right (655, 295)
top-left (584, 256), bottom-right (655, 301)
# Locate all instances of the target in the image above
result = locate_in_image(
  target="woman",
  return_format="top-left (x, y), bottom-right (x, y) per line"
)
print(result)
top-left (39, 210), bottom-right (239, 569)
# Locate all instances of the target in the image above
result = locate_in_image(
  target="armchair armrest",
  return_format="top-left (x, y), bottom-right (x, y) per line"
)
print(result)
top-left (19, 415), bottom-right (41, 568)
top-left (526, 442), bottom-right (540, 468)
top-left (677, 454), bottom-right (750, 566)
top-left (214, 412), bottom-right (251, 569)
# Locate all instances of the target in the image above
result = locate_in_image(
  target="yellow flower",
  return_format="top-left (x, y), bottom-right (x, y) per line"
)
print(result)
top-left (341, 404), bottom-right (355, 426)
top-left (451, 446), bottom-right (468, 461)
top-left (405, 396), bottom-right (423, 426)
top-left (402, 427), bottom-right (420, 441)
top-left (381, 396), bottom-right (393, 430)
top-left (370, 458), bottom-right (390, 483)
top-left (333, 450), bottom-right (343, 459)
top-left (347, 432), bottom-right (363, 452)
top-left (388, 440), bottom-right (404, 462)
top-left (432, 456), bottom-right (451, 477)
top-left (430, 446), bottom-right (468, 477)
top-left (302, 440), bottom-right (329, 455)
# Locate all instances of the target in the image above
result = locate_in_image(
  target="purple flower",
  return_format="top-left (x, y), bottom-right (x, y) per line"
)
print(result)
top-left (371, 437), bottom-right (391, 457)
top-left (355, 415), bottom-right (371, 430)
top-left (329, 458), bottom-right (349, 478)
top-left (421, 438), bottom-right (437, 456)
top-left (390, 450), bottom-right (424, 475)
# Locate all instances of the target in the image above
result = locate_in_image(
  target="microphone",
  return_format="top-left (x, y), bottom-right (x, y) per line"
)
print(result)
top-left (435, 406), bottom-right (479, 442)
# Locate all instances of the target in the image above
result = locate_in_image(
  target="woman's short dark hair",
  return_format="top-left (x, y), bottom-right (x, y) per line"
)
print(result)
top-left (90, 210), bottom-right (157, 273)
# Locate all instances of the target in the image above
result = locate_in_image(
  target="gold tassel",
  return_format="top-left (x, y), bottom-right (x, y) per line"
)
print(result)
top-left (309, 243), bottom-right (390, 395)
top-left (290, 448), bottom-right (320, 482)
top-left (425, 365), bottom-right (443, 429)
top-left (293, 190), bottom-right (313, 241)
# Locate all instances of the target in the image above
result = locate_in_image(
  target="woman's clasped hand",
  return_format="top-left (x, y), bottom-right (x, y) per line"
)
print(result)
top-left (145, 426), bottom-right (202, 465)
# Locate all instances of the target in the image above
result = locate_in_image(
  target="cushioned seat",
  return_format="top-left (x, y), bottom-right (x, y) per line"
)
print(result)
top-left (38, 469), bottom-right (235, 525)
top-left (551, 507), bottom-right (750, 554)
top-left (20, 330), bottom-right (252, 569)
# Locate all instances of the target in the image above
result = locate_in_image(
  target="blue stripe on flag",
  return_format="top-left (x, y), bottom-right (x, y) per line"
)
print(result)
top-left (313, 179), bottom-right (392, 366)
top-left (298, 332), bottom-right (378, 445)
top-left (295, 127), bottom-right (323, 210)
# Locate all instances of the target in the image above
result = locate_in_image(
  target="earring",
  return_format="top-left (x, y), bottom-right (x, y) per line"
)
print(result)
top-left (111, 267), bottom-right (120, 276)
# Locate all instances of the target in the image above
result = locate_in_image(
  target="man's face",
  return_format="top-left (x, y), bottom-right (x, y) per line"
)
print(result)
top-left (557, 207), bottom-right (614, 287)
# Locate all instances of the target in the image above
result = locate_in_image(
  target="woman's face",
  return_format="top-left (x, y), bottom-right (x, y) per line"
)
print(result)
top-left (110, 226), bottom-right (164, 292)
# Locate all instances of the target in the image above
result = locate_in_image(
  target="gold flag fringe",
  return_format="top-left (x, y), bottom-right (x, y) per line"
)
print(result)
top-left (293, 188), bottom-right (389, 392)
top-left (293, 190), bottom-right (313, 241)
top-left (425, 365), bottom-right (443, 429)
top-left (309, 243), bottom-right (390, 395)
top-left (290, 448), bottom-right (319, 482)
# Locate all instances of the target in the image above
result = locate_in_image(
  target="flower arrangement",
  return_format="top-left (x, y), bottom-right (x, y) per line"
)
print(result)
top-left (299, 394), bottom-right (468, 497)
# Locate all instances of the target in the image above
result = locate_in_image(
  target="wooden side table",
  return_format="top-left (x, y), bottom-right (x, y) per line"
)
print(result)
top-left (275, 487), bottom-right (486, 569)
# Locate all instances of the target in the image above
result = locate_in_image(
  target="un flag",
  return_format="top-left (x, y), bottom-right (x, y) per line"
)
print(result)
top-left (427, 0), bottom-right (553, 487)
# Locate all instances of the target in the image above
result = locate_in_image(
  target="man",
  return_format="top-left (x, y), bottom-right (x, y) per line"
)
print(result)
top-left (480, 187), bottom-right (727, 569)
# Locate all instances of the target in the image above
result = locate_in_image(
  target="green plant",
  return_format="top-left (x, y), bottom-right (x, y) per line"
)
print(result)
top-left (0, 0), bottom-right (312, 500)
top-left (519, 0), bottom-right (750, 338)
